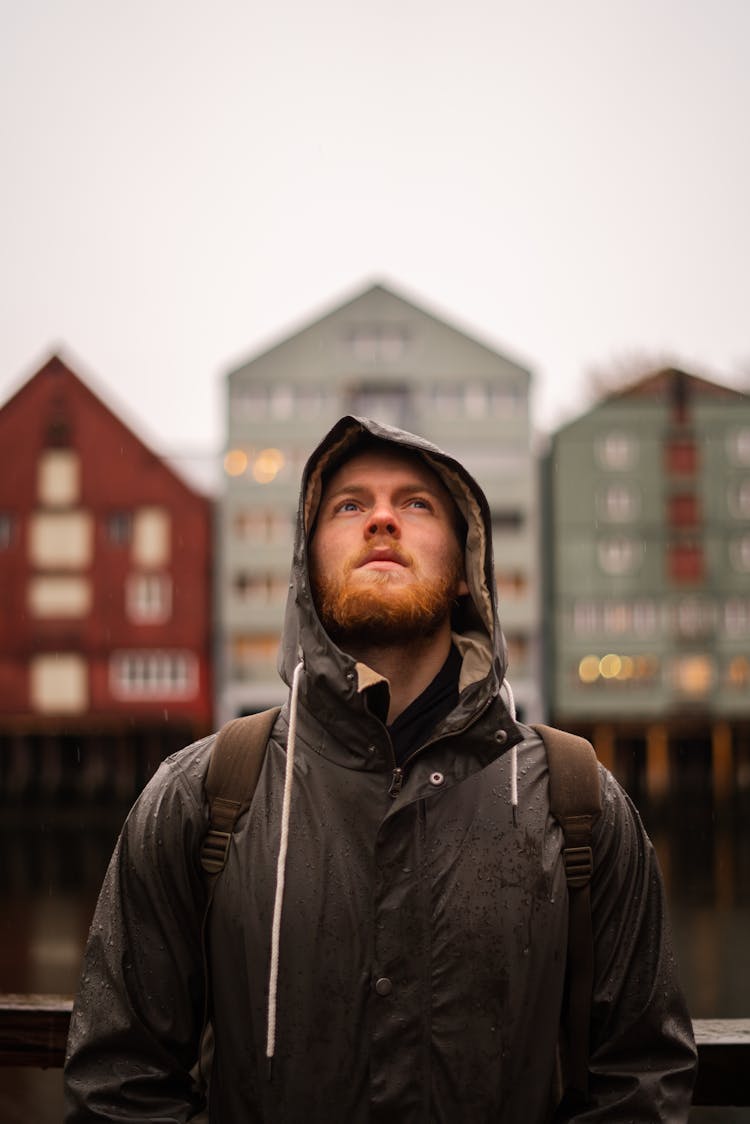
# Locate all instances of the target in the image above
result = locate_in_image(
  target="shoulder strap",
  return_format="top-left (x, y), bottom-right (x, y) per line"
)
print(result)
top-left (200, 708), bottom-right (281, 877)
top-left (532, 724), bottom-right (602, 1101)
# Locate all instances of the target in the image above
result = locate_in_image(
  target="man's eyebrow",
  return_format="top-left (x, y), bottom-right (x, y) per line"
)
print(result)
top-left (323, 480), bottom-right (444, 504)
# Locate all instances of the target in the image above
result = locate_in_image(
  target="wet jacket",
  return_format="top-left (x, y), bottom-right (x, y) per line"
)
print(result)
top-left (64, 416), bottom-right (697, 1122)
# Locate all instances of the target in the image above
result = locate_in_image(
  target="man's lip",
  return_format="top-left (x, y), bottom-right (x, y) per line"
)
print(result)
top-left (357, 550), bottom-right (406, 568)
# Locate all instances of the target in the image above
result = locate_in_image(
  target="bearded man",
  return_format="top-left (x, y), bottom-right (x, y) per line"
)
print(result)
top-left (65, 416), bottom-right (696, 1122)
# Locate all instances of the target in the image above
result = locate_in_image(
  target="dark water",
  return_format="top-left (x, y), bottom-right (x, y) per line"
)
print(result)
top-left (1, 771), bottom-right (748, 1122)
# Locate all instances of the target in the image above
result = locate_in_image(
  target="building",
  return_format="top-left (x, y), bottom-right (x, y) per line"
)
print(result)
top-left (544, 368), bottom-right (750, 796)
top-left (0, 355), bottom-right (213, 801)
top-left (217, 281), bottom-right (540, 724)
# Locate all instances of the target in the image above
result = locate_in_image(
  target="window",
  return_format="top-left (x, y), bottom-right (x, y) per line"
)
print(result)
top-left (632, 600), bottom-right (659, 636)
top-left (231, 634), bottom-right (279, 675)
top-left (345, 383), bottom-right (412, 429)
top-left (37, 449), bottom-right (80, 507)
top-left (491, 509), bottom-right (524, 533)
top-left (667, 543), bottom-right (704, 584)
top-left (0, 512), bottom-right (14, 549)
top-left (724, 599), bottom-right (750, 637)
top-left (597, 483), bottom-right (639, 522)
top-left (132, 507), bottom-right (170, 566)
top-left (107, 511), bottom-right (133, 545)
top-left (29, 512), bottom-right (93, 569)
top-left (110, 650), bottom-right (197, 698)
top-left (602, 602), bottom-right (632, 634)
top-left (344, 324), bottom-right (409, 363)
top-left (672, 597), bottom-right (716, 638)
top-left (233, 509), bottom-right (291, 543)
top-left (28, 576), bottom-right (91, 618)
top-left (667, 493), bottom-right (700, 527)
top-left (727, 656), bottom-right (750, 688)
top-left (573, 601), bottom-right (599, 635)
top-left (431, 385), bottom-right (462, 416)
top-left (576, 652), bottom-right (659, 686)
top-left (464, 384), bottom-right (488, 418)
top-left (489, 384), bottom-right (522, 416)
top-left (233, 572), bottom-right (288, 604)
top-left (597, 537), bottom-right (642, 575)
top-left (728, 479), bottom-right (750, 519)
top-left (665, 438), bottom-right (698, 476)
top-left (726, 427), bottom-right (750, 466)
top-left (127, 573), bottom-right (172, 623)
top-left (596, 431), bottom-right (638, 471)
top-left (729, 535), bottom-right (750, 572)
top-left (29, 653), bottom-right (88, 713)
top-left (495, 570), bottom-right (528, 598)
top-left (669, 655), bottom-right (714, 696)
top-left (269, 387), bottom-right (294, 419)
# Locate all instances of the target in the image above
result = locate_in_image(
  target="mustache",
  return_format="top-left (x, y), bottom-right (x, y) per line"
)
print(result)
top-left (346, 544), bottom-right (415, 572)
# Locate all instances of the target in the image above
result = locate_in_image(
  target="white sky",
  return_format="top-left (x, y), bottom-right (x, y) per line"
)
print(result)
top-left (2, 1), bottom-right (749, 489)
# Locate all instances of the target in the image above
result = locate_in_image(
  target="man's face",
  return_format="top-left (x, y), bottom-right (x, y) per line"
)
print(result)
top-left (310, 446), bottom-right (468, 647)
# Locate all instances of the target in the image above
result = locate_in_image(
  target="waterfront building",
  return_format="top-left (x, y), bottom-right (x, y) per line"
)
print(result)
top-left (217, 281), bottom-right (540, 724)
top-left (0, 355), bottom-right (213, 800)
top-left (544, 368), bottom-right (750, 795)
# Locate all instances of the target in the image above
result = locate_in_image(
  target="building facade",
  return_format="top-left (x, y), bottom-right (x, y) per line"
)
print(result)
top-left (545, 368), bottom-right (750, 794)
top-left (0, 356), bottom-right (213, 801)
top-left (217, 282), bottom-right (540, 724)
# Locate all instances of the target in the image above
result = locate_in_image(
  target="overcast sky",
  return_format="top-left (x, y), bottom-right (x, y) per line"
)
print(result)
top-left (2, 1), bottom-right (749, 489)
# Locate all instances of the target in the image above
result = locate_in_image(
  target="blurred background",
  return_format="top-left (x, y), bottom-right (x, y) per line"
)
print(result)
top-left (1, 2), bottom-right (749, 1119)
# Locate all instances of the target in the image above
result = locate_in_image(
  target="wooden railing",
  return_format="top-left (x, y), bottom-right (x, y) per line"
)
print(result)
top-left (1, 995), bottom-right (748, 1107)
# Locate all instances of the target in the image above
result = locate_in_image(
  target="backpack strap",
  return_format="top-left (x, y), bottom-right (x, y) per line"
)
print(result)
top-left (532, 724), bottom-right (602, 1100)
top-left (201, 707), bottom-right (281, 878)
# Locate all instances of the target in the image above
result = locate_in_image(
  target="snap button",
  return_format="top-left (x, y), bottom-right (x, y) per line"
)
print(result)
top-left (374, 977), bottom-right (393, 996)
top-left (429, 771), bottom-right (445, 787)
top-left (495, 730), bottom-right (508, 745)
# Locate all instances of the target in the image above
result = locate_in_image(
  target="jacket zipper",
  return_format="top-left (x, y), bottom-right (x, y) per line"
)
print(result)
top-left (387, 695), bottom-right (497, 799)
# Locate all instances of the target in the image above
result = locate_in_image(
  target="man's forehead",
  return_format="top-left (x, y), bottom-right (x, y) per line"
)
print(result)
top-left (322, 446), bottom-right (446, 494)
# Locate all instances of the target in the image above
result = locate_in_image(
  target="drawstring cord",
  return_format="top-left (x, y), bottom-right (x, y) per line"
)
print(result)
top-left (266, 656), bottom-right (304, 1072)
top-left (502, 678), bottom-right (519, 827)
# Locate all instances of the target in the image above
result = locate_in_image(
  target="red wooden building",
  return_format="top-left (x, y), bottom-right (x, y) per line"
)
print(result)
top-left (0, 355), bottom-right (214, 801)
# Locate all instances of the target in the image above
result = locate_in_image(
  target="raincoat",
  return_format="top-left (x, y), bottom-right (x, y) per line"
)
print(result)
top-left (64, 415), bottom-right (696, 1122)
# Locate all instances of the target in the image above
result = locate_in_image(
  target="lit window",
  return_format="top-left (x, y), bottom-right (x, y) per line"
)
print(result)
top-left (495, 570), bottom-right (528, 598)
top-left (667, 543), bottom-right (704, 584)
top-left (596, 432), bottom-right (638, 471)
top-left (30, 653), bottom-right (88, 713)
top-left (127, 573), bottom-right (172, 623)
top-left (252, 449), bottom-right (286, 484)
top-left (132, 507), bottom-right (170, 567)
top-left (669, 655), bottom-right (714, 696)
top-left (727, 656), bottom-right (750, 688)
top-left (37, 450), bottom-right (80, 507)
top-left (597, 483), bottom-right (639, 522)
top-left (231, 635), bottom-right (279, 675)
top-left (597, 537), bottom-right (642, 575)
top-left (110, 651), bottom-right (197, 698)
top-left (224, 449), bottom-right (248, 477)
top-left (28, 577), bottom-right (91, 618)
top-left (29, 512), bottom-right (93, 569)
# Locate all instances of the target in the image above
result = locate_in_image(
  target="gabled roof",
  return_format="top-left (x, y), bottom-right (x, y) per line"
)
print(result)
top-left (227, 279), bottom-right (531, 379)
top-left (0, 353), bottom-right (207, 499)
top-left (608, 366), bottom-right (749, 404)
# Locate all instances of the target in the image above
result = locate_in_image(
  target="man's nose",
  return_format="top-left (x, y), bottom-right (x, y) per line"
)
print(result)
top-left (366, 503), bottom-right (400, 537)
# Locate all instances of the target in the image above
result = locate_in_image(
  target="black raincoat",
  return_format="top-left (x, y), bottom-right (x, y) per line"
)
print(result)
top-left (64, 416), bottom-right (696, 1121)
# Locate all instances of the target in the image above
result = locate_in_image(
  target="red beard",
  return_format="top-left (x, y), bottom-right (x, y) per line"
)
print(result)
top-left (312, 545), bottom-right (464, 647)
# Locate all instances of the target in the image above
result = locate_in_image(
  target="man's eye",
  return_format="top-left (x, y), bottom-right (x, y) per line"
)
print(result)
top-left (336, 500), bottom-right (360, 513)
top-left (407, 498), bottom-right (430, 510)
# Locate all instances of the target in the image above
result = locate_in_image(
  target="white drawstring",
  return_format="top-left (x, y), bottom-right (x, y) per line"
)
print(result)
top-left (266, 656), bottom-right (304, 1066)
top-left (502, 678), bottom-right (519, 826)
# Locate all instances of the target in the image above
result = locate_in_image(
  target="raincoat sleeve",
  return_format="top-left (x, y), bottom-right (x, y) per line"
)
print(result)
top-left (564, 767), bottom-right (697, 1121)
top-left (63, 751), bottom-right (209, 1122)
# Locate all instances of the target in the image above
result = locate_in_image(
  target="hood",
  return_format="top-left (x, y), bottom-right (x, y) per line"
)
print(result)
top-left (278, 415), bottom-right (509, 708)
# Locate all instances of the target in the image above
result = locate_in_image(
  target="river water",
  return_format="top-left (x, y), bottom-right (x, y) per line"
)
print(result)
top-left (1, 763), bottom-right (748, 1121)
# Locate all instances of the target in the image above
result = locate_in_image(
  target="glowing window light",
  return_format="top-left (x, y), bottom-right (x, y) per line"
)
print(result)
top-left (253, 449), bottom-right (285, 484)
top-left (616, 655), bottom-right (634, 680)
top-left (224, 449), bottom-right (248, 477)
top-left (599, 653), bottom-right (622, 679)
top-left (578, 655), bottom-right (600, 683)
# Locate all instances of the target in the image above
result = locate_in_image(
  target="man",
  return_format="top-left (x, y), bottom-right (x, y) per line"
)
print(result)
top-left (64, 415), bottom-right (696, 1121)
